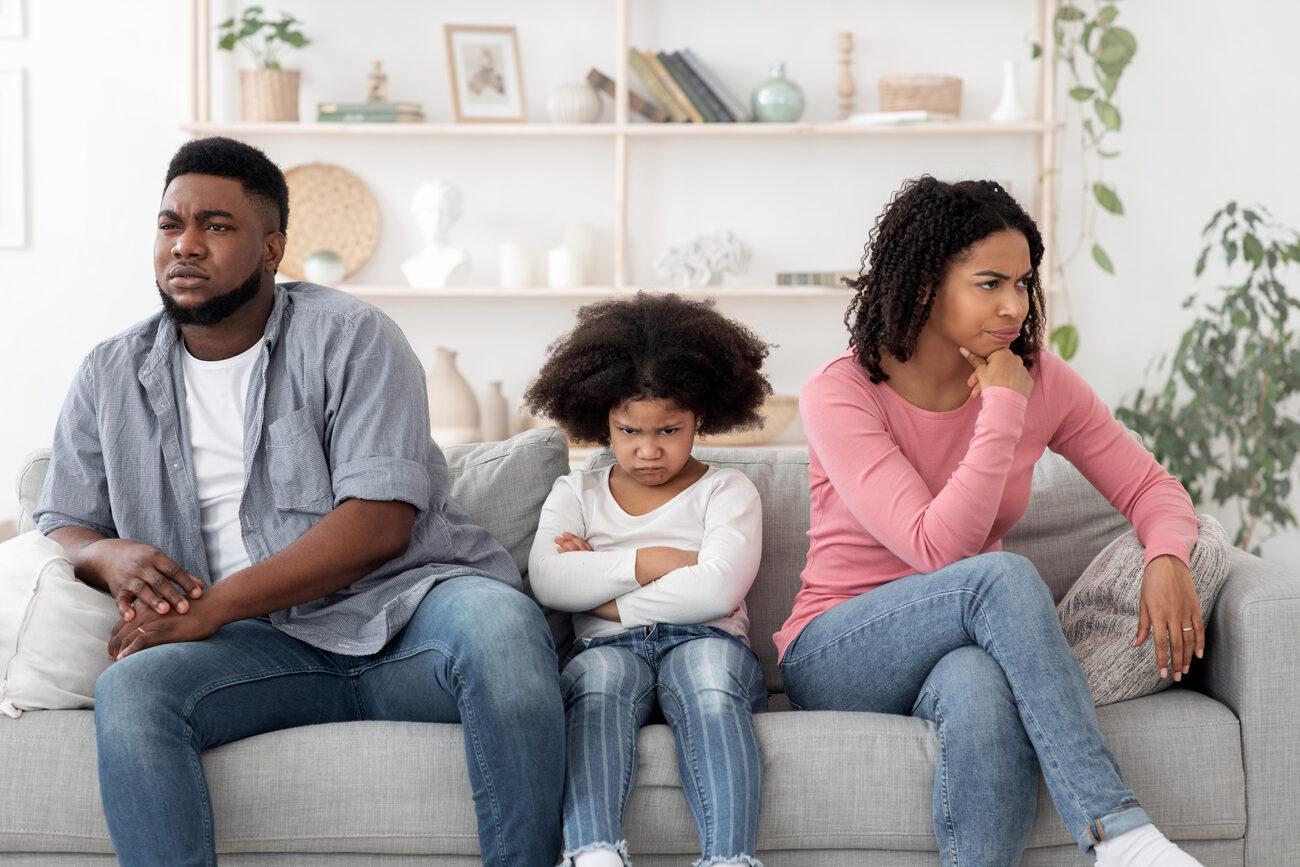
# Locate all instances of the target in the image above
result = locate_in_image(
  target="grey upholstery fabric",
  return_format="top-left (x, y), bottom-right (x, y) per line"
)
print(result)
top-left (1059, 514), bottom-right (1231, 705)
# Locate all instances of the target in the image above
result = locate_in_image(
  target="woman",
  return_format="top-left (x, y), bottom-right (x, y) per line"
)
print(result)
top-left (776, 177), bottom-right (1203, 867)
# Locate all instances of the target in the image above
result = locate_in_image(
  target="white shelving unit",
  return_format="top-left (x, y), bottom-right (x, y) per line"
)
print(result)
top-left (187, 0), bottom-right (1060, 302)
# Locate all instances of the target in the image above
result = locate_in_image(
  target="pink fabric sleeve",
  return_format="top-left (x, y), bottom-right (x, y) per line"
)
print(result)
top-left (802, 367), bottom-right (1029, 574)
top-left (1040, 354), bottom-right (1197, 567)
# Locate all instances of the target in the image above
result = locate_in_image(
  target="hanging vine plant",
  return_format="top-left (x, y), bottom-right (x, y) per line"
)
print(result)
top-left (1034, 2), bottom-right (1138, 360)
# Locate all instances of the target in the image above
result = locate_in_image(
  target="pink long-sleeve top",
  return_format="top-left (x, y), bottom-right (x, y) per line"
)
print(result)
top-left (773, 350), bottom-right (1197, 662)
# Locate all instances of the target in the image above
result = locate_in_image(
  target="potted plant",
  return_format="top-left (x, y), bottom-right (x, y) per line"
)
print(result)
top-left (1116, 203), bottom-right (1300, 554)
top-left (217, 6), bottom-right (310, 122)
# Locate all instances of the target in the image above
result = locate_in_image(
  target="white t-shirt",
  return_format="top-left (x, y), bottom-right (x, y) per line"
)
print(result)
top-left (181, 340), bottom-right (260, 582)
top-left (528, 464), bottom-right (762, 644)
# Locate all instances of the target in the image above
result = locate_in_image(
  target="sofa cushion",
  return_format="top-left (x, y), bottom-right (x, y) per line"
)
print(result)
top-left (15, 448), bottom-right (49, 536)
top-left (1058, 514), bottom-right (1232, 706)
top-left (0, 531), bottom-right (118, 717)
top-left (585, 446), bottom-right (810, 694)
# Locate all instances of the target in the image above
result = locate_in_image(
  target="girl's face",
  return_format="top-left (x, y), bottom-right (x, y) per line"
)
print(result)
top-left (925, 229), bottom-right (1032, 355)
top-left (607, 397), bottom-right (698, 488)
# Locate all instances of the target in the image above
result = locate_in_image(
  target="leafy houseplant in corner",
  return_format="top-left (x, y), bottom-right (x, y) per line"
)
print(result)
top-left (217, 6), bottom-right (310, 122)
top-left (1116, 203), bottom-right (1300, 554)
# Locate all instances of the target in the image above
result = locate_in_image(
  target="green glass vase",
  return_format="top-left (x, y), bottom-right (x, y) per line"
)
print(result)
top-left (751, 62), bottom-right (805, 122)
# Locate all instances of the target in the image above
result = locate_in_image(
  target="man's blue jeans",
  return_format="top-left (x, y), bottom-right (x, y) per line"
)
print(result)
top-left (93, 575), bottom-right (565, 867)
top-left (779, 552), bottom-right (1151, 866)
top-left (560, 624), bottom-right (767, 867)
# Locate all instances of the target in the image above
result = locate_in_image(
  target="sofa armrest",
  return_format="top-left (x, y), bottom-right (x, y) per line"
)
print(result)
top-left (1200, 547), bottom-right (1300, 866)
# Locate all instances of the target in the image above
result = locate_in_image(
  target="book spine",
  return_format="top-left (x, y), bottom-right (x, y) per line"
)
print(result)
top-left (680, 48), bottom-right (751, 122)
top-left (628, 49), bottom-right (688, 123)
top-left (643, 50), bottom-right (703, 123)
top-left (586, 68), bottom-right (669, 123)
top-left (658, 51), bottom-right (719, 122)
top-left (317, 112), bottom-right (424, 123)
top-left (318, 102), bottom-right (422, 114)
top-left (666, 51), bottom-right (731, 121)
top-left (775, 272), bottom-right (855, 286)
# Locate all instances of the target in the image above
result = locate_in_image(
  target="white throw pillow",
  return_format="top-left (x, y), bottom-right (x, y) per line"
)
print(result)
top-left (0, 531), bottom-right (118, 717)
top-left (1057, 514), bottom-right (1231, 706)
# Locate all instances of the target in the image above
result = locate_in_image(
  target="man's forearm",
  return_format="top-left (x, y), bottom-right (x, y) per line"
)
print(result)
top-left (48, 525), bottom-right (112, 591)
top-left (199, 498), bottom-right (415, 627)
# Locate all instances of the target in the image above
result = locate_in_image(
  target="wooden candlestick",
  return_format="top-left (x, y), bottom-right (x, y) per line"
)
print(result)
top-left (836, 32), bottom-right (855, 120)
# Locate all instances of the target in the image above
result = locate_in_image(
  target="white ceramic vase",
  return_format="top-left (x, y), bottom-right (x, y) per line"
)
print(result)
top-left (547, 83), bottom-right (603, 123)
top-left (990, 59), bottom-right (1027, 123)
top-left (427, 348), bottom-right (481, 445)
top-left (480, 382), bottom-right (510, 442)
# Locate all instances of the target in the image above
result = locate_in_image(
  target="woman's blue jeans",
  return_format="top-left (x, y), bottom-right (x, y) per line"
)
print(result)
top-left (93, 575), bottom-right (565, 867)
top-left (560, 624), bottom-right (767, 867)
top-left (779, 552), bottom-right (1151, 866)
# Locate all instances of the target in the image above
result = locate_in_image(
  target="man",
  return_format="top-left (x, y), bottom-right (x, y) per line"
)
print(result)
top-left (34, 136), bottom-right (564, 866)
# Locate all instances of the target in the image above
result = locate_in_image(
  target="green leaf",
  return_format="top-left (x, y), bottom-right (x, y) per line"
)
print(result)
top-left (1093, 183), bottom-right (1125, 215)
top-left (1097, 26), bottom-right (1138, 67)
top-left (1051, 324), bottom-right (1080, 360)
top-left (1031, 42), bottom-right (1042, 59)
top-left (1069, 86), bottom-right (1096, 101)
top-left (1227, 202), bottom-right (1238, 216)
top-left (217, 33), bottom-right (237, 51)
top-left (1244, 233), bottom-right (1264, 267)
top-left (1092, 243), bottom-right (1115, 274)
top-left (1094, 99), bottom-right (1122, 131)
top-left (1098, 5), bottom-right (1120, 24)
top-left (1194, 248), bottom-right (1209, 277)
top-left (1098, 149), bottom-right (1121, 158)
top-left (1056, 5), bottom-right (1086, 21)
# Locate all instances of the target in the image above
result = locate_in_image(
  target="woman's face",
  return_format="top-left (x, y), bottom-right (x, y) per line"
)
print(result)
top-left (924, 229), bottom-right (1032, 355)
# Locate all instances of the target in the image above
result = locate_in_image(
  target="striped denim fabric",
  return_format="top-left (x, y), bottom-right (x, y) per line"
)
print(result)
top-left (35, 283), bottom-right (520, 655)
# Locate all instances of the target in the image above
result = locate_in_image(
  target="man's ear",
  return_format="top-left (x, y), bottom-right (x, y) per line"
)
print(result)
top-left (264, 232), bottom-right (287, 273)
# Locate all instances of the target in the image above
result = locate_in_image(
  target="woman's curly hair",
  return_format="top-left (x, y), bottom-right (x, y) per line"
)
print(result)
top-left (524, 292), bottom-right (773, 445)
top-left (843, 176), bottom-right (1046, 383)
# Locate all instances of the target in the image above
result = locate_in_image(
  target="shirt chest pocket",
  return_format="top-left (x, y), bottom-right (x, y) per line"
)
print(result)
top-left (267, 407), bottom-right (334, 512)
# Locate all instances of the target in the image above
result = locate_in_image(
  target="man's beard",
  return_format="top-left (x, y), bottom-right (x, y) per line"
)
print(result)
top-left (157, 265), bottom-right (262, 327)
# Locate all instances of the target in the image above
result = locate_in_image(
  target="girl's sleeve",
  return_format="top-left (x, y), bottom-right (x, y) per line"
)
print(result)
top-left (527, 474), bottom-right (639, 612)
top-left (804, 364), bottom-right (1028, 574)
top-left (1041, 354), bottom-right (1197, 567)
top-left (615, 471), bottom-right (762, 628)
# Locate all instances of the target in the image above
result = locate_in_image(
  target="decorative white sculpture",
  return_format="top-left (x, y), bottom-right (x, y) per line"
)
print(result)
top-left (653, 230), bottom-right (752, 288)
top-left (402, 179), bottom-right (470, 289)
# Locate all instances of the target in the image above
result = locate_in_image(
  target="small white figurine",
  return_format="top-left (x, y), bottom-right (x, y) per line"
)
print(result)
top-left (653, 230), bottom-right (752, 288)
top-left (402, 179), bottom-right (470, 289)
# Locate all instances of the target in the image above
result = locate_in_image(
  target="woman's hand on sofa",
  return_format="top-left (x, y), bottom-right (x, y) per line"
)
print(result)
top-left (1134, 554), bottom-right (1204, 682)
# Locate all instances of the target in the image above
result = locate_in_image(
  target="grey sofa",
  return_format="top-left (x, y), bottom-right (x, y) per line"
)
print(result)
top-left (2, 427), bottom-right (1297, 865)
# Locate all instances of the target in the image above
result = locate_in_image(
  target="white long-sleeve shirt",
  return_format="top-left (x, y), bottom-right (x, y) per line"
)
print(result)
top-left (528, 465), bottom-right (762, 644)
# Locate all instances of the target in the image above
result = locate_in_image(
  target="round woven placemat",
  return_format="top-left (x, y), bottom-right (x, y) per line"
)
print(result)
top-left (281, 163), bottom-right (380, 282)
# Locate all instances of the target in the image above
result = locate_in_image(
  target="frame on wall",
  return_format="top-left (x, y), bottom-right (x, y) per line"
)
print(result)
top-left (0, 0), bottom-right (23, 38)
top-left (443, 24), bottom-right (525, 123)
top-left (0, 69), bottom-right (25, 247)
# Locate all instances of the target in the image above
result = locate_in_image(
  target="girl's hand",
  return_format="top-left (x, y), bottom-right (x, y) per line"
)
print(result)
top-left (960, 347), bottom-right (1033, 400)
top-left (1133, 554), bottom-right (1204, 681)
top-left (554, 532), bottom-right (593, 553)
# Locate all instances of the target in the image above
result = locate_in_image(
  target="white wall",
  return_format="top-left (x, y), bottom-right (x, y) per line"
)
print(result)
top-left (1, 0), bottom-right (1296, 565)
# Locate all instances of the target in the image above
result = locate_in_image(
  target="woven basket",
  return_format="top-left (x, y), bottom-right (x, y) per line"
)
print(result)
top-left (697, 395), bottom-right (800, 447)
top-left (280, 163), bottom-right (380, 282)
top-left (239, 69), bottom-right (300, 122)
top-left (878, 74), bottom-right (962, 115)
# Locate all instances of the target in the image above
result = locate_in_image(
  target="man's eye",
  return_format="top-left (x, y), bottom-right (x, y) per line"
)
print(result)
top-left (207, 224), bottom-right (231, 231)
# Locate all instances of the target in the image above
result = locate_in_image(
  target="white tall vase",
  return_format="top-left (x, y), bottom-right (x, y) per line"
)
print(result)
top-left (990, 59), bottom-right (1027, 123)
top-left (481, 381), bottom-right (510, 442)
top-left (427, 347), bottom-right (481, 445)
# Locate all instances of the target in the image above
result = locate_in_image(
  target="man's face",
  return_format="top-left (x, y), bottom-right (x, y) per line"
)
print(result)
top-left (154, 173), bottom-right (284, 327)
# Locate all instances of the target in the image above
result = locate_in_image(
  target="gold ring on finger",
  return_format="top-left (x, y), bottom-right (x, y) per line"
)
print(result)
top-left (137, 626), bottom-right (147, 636)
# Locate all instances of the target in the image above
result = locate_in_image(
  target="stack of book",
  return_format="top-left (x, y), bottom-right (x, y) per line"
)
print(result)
top-left (626, 48), bottom-right (750, 123)
top-left (775, 271), bottom-right (858, 287)
top-left (317, 101), bottom-right (426, 123)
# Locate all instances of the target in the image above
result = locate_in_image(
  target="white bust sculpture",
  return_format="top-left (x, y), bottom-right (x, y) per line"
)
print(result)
top-left (401, 179), bottom-right (470, 289)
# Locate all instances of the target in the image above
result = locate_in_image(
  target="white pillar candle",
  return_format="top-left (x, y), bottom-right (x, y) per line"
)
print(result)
top-left (548, 245), bottom-right (582, 288)
top-left (498, 243), bottom-right (532, 288)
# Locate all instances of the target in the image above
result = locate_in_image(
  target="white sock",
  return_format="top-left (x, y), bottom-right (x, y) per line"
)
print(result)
top-left (573, 848), bottom-right (625, 867)
top-left (1094, 824), bottom-right (1204, 866)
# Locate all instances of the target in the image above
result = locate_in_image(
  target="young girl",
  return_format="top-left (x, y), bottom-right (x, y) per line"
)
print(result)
top-left (776, 177), bottom-right (1204, 867)
top-left (526, 292), bottom-right (772, 867)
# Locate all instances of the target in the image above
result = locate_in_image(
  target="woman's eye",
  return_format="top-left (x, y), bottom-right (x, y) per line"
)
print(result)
top-left (978, 280), bottom-right (998, 290)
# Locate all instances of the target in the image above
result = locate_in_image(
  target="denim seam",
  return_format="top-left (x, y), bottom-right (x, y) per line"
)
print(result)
top-left (182, 723), bottom-right (216, 867)
top-left (921, 684), bottom-right (959, 867)
top-left (659, 677), bottom-right (717, 855)
top-left (448, 651), bottom-right (509, 866)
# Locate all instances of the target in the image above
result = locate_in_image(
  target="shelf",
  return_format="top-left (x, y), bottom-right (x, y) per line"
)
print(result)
top-left (181, 120), bottom-right (1058, 139)
top-left (339, 283), bottom-right (854, 300)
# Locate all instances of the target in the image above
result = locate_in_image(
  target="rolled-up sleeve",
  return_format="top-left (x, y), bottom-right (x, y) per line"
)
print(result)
top-left (35, 357), bottom-right (117, 538)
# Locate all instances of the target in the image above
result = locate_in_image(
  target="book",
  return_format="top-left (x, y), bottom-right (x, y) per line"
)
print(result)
top-left (775, 271), bottom-right (857, 286)
top-left (642, 49), bottom-right (704, 123)
top-left (680, 48), bottom-right (751, 122)
top-left (658, 51), bottom-right (721, 122)
top-left (627, 48), bottom-right (688, 123)
top-left (318, 101), bottom-right (423, 114)
top-left (664, 51), bottom-right (733, 122)
top-left (317, 111), bottom-right (425, 123)
top-left (586, 68), bottom-right (669, 123)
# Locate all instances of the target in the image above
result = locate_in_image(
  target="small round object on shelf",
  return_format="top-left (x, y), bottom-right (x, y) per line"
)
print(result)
top-left (303, 249), bottom-right (346, 285)
top-left (752, 62), bottom-right (805, 123)
top-left (547, 82), bottom-right (603, 123)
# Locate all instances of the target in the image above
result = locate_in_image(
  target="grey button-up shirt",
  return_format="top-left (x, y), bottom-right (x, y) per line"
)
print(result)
top-left (36, 283), bottom-right (520, 655)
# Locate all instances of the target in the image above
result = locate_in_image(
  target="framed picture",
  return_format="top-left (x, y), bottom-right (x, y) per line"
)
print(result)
top-left (0, 0), bottom-right (23, 38)
top-left (443, 24), bottom-right (525, 123)
top-left (0, 69), bottom-right (25, 247)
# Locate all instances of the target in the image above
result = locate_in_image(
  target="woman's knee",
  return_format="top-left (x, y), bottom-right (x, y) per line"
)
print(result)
top-left (973, 552), bottom-right (1053, 608)
top-left (914, 647), bottom-right (1022, 739)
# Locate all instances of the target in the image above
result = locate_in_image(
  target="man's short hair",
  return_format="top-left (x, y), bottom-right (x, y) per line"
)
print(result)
top-left (163, 136), bottom-right (290, 234)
